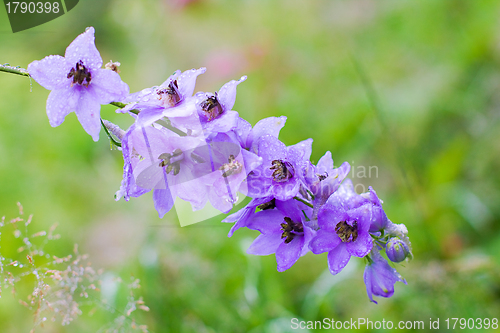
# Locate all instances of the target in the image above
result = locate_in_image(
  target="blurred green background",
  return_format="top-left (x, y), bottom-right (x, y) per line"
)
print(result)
top-left (1, 0), bottom-right (500, 332)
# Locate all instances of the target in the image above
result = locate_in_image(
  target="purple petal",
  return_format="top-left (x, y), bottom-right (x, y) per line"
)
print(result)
top-left (247, 116), bottom-right (287, 150)
top-left (346, 230), bottom-right (372, 258)
top-left (287, 138), bottom-right (313, 163)
top-left (28, 55), bottom-right (71, 90)
top-left (64, 27), bottom-right (102, 70)
top-left (153, 188), bottom-right (174, 218)
top-left (247, 233), bottom-right (283, 256)
top-left (309, 230), bottom-right (341, 254)
top-left (246, 210), bottom-right (284, 234)
top-left (317, 204), bottom-right (346, 232)
top-left (208, 188), bottom-right (233, 213)
top-left (301, 225), bottom-right (316, 256)
top-left (364, 268), bottom-right (376, 303)
top-left (203, 110), bottom-right (239, 134)
top-left (174, 175), bottom-right (208, 211)
top-left (160, 70), bottom-right (181, 87)
top-left (233, 117), bottom-right (252, 148)
top-left (74, 88), bottom-right (101, 141)
top-left (275, 199), bottom-right (302, 223)
top-left (91, 69), bottom-right (129, 103)
top-left (316, 151), bottom-right (333, 175)
top-left (176, 67), bottom-right (206, 98)
top-left (276, 234), bottom-right (304, 271)
top-left (257, 135), bottom-right (287, 166)
top-left (327, 243), bottom-right (350, 275)
top-left (271, 179), bottom-right (300, 201)
top-left (134, 161), bottom-right (163, 190)
top-left (46, 87), bottom-right (78, 127)
top-left (217, 75), bottom-right (247, 111)
top-left (347, 203), bottom-right (373, 233)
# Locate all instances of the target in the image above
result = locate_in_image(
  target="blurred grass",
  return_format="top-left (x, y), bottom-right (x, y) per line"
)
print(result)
top-left (1, 0), bottom-right (500, 332)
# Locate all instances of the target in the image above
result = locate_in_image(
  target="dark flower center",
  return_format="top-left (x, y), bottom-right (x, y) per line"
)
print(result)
top-left (200, 92), bottom-right (223, 121)
top-left (67, 60), bottom-right (91, 87)
top-left (156, 80), bottom-right (182, 107)
top-left (335, 221), bottom-right (358, 243)
top-left (270, 160), bottom-right (294, 182)
top-left (158, 148), bottom-right (184, 175)
top-left (280, 217), bottom-right (304, 244)
top-left (219, 154), bottom-right (243, 177)
top-left (258, 198), bottom-right (276, 211)
top-left (317, 172), bottom-right (328, 181)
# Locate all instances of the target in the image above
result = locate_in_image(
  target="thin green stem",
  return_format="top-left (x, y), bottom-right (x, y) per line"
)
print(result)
top-left (0, 64), bottom-right (30, 77)
top-left (293, 196), bottom-right (313, 208)
top-left (156, 119), bottom-right (187, 137)
top-left (110, 101), bottom-right (139, 115)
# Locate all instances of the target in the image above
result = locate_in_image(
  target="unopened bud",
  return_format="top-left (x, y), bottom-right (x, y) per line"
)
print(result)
top-left (386, 238), bottom-right (410, 263)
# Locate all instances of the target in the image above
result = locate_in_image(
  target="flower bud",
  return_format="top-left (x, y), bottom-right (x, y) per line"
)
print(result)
top-left (386, 238), bottom-right (410, 263)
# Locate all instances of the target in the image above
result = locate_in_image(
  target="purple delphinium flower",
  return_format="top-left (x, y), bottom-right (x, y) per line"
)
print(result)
top-left (303, 151), bottom-right (350, 220)
top-left (309, 185), bottom-right (374, 275)
top-left (246, 199), bottom-right (315, 272)
top-left (122, 124), bottom-right (210, 217)
top-left (331, 179), bottom-right (389, 233)
top-left (191, 133), bottom-right (262, 213)
top-left (246, 136), bottom-right (313, 201)
top-left (28, 27), bottom-right (129, 141)
top-left (364, 249), bottom-right (406, 304)
top-left (121, 68), bottom-right (206, 126)
top-left (170, 75), bottom-right (247, 136)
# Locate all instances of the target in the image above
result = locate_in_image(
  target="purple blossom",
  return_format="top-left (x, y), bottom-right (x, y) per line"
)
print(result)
top-left (330, 179), bottom-right (389, 233)
top-left (309, 186), bottom-right (374, 275)
top-left (246, 199), bottom-right (315, 272)
top-left (191, 133), bottom-right (262, 213)
top-left (169, 75), bottom-right (247, 136)
top-left (364, 249), bottom-right (406, 303)
top-left (28, 27), bottom-right (129, 141)
top-left (246, 136), bottom-right (313, 201)
top-left (121, 68), bottom-right (206, 126)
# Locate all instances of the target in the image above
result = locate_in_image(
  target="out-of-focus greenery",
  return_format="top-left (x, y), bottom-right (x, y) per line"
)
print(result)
top-left (1, 0), bottom-right (500, 332)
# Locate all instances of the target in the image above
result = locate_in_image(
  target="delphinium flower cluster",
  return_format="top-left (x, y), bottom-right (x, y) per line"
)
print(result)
top-left (19, 27), bottom-right (413, 303)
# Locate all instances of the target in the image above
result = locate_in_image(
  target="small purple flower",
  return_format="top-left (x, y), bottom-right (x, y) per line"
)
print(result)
top-left (28, 27), bottom-right (129, 141)
top-left (330, 179), bottom-right (389, 233)
top-left (246, 199), bottom-right (315, 272)
top-left (246, 136), bottom-right (313, 201)
top-left (364, 249), bottom-right (406, 303)
top-left (122, 68), bottom-right (206, 126)
top-left (309, 188), bottom-right (374, 275)
top-left (191, 133), bottom-right (262, 213)
top-left (188, 75), bottom-right (247, 135)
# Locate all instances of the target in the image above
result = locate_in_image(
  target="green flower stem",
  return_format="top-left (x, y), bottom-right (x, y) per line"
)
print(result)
top-left (110, 101), bottom-right (139, 115)
top-left (0, 64), bottom-right (30, 77)
top-left (293, 196), bottom-right (313, 208)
